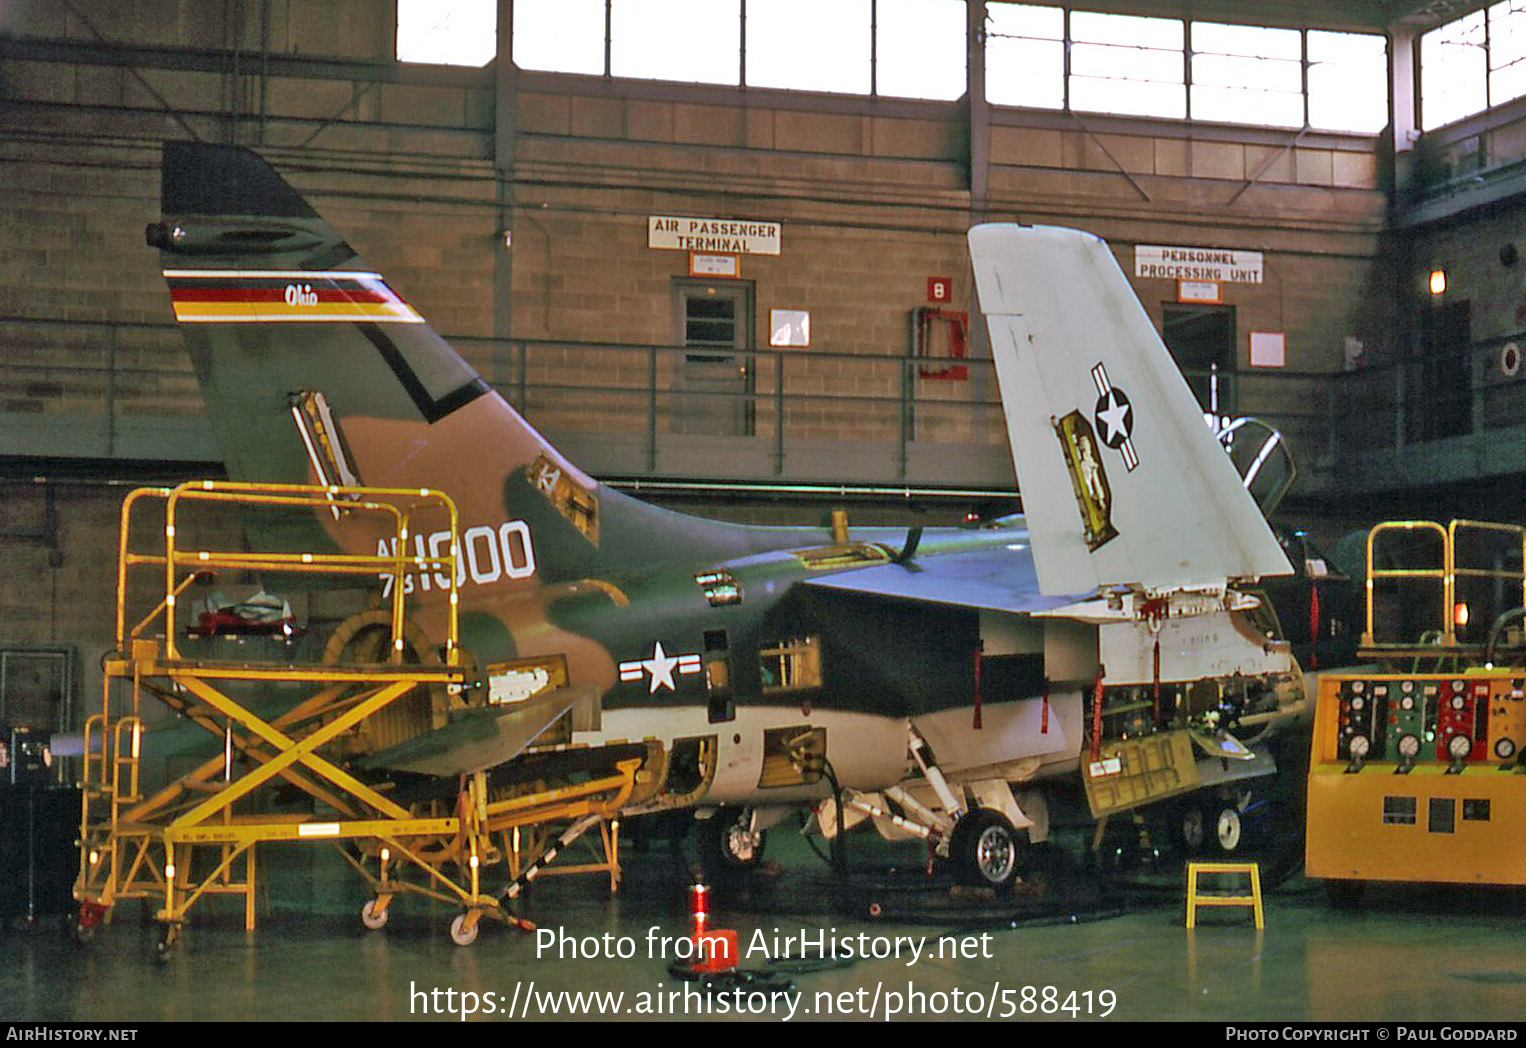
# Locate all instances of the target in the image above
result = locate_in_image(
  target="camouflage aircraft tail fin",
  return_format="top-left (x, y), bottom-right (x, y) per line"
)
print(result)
top-left (968, 224), bottom-right (1292, 596)
top-left (151, 142), bottom-right (798, 586)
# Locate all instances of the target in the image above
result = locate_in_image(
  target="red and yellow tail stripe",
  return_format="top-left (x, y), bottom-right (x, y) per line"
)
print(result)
top-left (163, 270), bottom-right (425, 324)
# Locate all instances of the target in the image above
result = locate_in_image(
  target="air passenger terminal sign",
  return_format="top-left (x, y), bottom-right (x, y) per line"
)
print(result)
top-left (649, 216), bottom-right (781, 256)
top-left (1135, 245), bottom-right (1263, 284)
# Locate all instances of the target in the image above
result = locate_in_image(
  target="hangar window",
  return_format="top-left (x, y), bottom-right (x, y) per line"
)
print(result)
top-left (747, 0), bottom-right (871, 95)
top-left (1419, 3), bottom-right (1526, 130)
top-left (877, 0), bottom-right (967, 100)
top-left (513, 0), bottom-right (606, 75)
top-left (987, 5), bottom-right (1386, 135)
top-left (611, 0), bottom-right (741, 85)
top-left (1189, 22), bottom-right (1302, 129)
top-left (1069, 11), bottom-right (1186, 119)
top-left (1421, 12), bottom-right (1488, 130)
top-left (396, 0), bottom-right (496, 67)
top-left (986, 3), bottom-right (1064, 110)
top-left (1490, 2), bottom-right (1526, 108)
top-left (1307, 31), bottom-right (1388, 134)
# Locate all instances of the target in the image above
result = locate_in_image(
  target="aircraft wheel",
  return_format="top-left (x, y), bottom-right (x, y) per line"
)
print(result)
top-left (697, 807), bottom-right (766, 877)
top-left (450, 914), bottom-right (479, 947)
top-left (1180, 806), bottom-right (1207, 855)
top-left (950, 809), bottom-right (1022, 889)
top-left (360, 899), bottom-right (389, 930)
top-left (1212, 805), bottom-right (1246, 855)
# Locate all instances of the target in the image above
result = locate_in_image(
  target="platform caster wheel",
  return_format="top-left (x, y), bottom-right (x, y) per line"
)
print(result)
top-left (360, 899), bottom-right (389, 931)
top-left (155, 927), bottom-right (180, 964)
top-left (70, 921), bottom-right (97, 947)
top-left (450, 914), bottom-right (479, 947)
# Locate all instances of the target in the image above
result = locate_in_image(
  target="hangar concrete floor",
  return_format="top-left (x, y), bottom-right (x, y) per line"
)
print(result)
top-left (5, 828), bottom-right (1525, 1024)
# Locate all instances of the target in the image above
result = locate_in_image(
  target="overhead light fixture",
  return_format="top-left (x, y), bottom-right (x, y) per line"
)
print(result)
top-left (1429, 269), bottom-right (1447, 295)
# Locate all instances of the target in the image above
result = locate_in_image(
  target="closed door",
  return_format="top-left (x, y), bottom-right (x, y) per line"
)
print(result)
top-left (672, 281), bottom-right (755, 436)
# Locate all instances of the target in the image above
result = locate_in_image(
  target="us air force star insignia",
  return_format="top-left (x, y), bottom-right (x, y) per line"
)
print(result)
top-left (640, 641), bottom-right (679, 693)
top-left (619, 644), bottom-right (703, 692)
top-left (1091, 363), bottom-right (1139, 471)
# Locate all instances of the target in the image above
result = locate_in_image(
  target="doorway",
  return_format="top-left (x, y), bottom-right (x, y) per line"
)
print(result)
top-left (1162, 305), bottom-right (1237, 415)
top-left (671, 281), bottom-right (755, 436)
top-left (1410, 301), bottom-right (1471, 443)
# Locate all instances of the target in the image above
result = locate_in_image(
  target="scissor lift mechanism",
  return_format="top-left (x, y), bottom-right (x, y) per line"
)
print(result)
top-left (74, 482), bottom-right (638, 954)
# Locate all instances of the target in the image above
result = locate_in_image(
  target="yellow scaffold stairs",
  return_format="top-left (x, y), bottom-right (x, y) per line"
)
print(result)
top-left (73, 481), bottom-right (641, 956)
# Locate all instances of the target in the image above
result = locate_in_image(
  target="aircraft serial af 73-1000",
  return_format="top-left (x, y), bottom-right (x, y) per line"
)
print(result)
top-left (145, 142), bottom-right (1307, 890)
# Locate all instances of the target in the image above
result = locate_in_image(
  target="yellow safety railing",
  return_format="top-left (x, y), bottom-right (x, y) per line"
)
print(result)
top-left (115, 480), bottom-right (461, 667)
top-left (1363, 519), bottom-right (1526, 656)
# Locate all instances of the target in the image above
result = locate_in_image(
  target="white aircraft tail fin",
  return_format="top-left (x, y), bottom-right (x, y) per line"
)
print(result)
top-left (968, 224), bottom-right (1292, 596)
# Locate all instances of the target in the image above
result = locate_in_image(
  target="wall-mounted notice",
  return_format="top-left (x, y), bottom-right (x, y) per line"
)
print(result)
top-left (650, 216), bottom-right (781, 255)
top-left (1137, 245), bottom-right (1263, 284)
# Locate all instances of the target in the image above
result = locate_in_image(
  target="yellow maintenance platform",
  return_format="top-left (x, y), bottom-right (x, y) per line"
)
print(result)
top-left (73, 481), bottom-right (642, 955)
top-left (1306, 520), bottom-right (1526, 897)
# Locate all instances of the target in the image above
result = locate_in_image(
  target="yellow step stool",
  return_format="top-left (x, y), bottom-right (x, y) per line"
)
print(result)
top-left (1185, 861), bottom-right (1264, 929)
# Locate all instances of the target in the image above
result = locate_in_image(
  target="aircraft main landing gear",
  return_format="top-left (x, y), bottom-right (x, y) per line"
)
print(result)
top-left (697, 807), bottom-right (766, 878)
top-left (950, 809), bottom-right (1023, 889)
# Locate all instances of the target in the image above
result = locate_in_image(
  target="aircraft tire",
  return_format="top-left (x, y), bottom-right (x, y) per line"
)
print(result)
top-left (1179, 804), bottom-right (1207, 856)
top-left (1211, 804), bottom-right (1254, 856)
top-left (697, 807), bottom-right (766, 877)
top-left (950, 809), bottom-right (1022, 889)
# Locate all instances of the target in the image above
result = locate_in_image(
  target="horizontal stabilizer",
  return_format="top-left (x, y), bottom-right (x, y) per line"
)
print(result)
top-left (359, 684), bottom-right (598, 777)
top-left (803, 541), bottom-right (1087, 613)
top-left (969, 224), bottom-right (1291, 595)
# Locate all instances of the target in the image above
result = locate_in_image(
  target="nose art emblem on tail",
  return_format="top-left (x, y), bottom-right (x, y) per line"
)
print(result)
top-left (1090, 362), bottom-right (1138, 472)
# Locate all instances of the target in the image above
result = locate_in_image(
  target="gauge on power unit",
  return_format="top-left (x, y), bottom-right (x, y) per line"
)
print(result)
top-left (1449, 734), bottom-right (1472, 761)
top-left (1496, 737), bottom-right (1517, 760)
top-left (1338, 681), bottom-right (1386, 761)
top-left (1392, 732), bottom-right (1422, 773)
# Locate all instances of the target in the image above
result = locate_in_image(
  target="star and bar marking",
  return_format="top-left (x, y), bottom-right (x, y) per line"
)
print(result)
top-left (1091, 363), bottom-right (1138, 471)
top-left (619, 642), bottom-right (703, 693)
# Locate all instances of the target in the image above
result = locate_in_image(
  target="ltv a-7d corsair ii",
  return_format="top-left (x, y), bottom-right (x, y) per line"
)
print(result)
top-left (145, 142), bottom-right (1304, 890)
